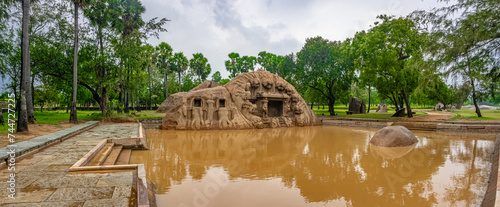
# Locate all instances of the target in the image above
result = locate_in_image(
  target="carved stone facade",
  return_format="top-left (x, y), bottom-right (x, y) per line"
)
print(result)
top-left (161, 70), bottom-right (322, 130)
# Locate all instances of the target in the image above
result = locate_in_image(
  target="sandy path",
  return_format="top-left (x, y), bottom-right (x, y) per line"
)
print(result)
top-left (401, 110), bottom-right (456, 122)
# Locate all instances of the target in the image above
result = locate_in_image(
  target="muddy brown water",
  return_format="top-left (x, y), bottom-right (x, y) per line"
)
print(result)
top-left (130, 126), bottom-right (496, 207)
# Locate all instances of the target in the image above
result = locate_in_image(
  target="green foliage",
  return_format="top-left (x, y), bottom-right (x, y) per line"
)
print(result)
top-left (419, 0), bottom-right (499, 117)
top-left (211, 71), bottom-right (222, 83)
top-left (225, 52), bottom-right (240, 78)
top-left (33, 85), bottom-right (59, 110)
top-left (219, 79), bottom-right (230, 85)
top-left (296, 36), bottom-right (355, 115)
top-left (189, 53), bottom-right (211, 82)
top-left (169, 52), bottom-right (188, 92)
top-left (353, 15), bottom-right (426, 117)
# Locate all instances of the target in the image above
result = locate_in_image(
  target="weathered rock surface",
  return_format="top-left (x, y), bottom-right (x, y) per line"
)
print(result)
top-left (189, 80), bottom-right (221, 92)
top-left (156, 92), bottom-right (187, 113)
top-left (348, 97), bottom-right (366, 114)
top-left (160, 70), bottom-right (322, 130)
top-left (392, 108), bottom-right (406, 117)
top-left (157, 81), bottom-right (221, 113)
top-left (370, 126), bottom-right (418, 147)
top-left (376, 104), bottom-right (388, 113)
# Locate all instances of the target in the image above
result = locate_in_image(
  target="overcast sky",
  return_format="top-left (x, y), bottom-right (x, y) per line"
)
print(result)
top-left (141, 0), bottom-right (449, 79)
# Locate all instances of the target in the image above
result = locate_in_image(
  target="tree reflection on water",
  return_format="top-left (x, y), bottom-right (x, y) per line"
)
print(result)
top-left (130, 126), bottom-right (495, 206)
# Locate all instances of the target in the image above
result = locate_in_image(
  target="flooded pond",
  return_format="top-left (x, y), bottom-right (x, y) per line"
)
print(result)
top-left (130, 126), bottom-right (496, 207)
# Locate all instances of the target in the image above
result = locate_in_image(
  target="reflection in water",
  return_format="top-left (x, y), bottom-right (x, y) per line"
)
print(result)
top-left (372, 143), bottom-right (417, 159)
top-left (130, 126), bottom-right (495, 207)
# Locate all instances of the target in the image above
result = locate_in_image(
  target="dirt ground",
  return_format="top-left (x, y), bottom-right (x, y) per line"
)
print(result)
top-left (0, 120), bottom-right (82, 148)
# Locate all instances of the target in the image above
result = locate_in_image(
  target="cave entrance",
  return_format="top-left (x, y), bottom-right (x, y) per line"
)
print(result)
top-left (268, 100), bottom-right (283, 117)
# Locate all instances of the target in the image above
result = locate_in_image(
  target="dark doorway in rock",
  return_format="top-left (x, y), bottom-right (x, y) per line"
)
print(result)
top-left (219, 99), bottom-right (226, 107)
top-left (268, 100), bottom-right (283, 117)
top-left (194, 99), bottom-right (202, 107)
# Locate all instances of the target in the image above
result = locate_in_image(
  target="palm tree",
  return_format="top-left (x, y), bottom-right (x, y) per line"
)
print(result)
top-left (69, 0), bottom-right (90, 124)
top-left (17, 0), bottom-right (30, 132)
top-left (169, 52), bottom-right (188, 92)
top-left (156, 42), bottom-right (173, 98)
top-left (189, 53), bottom-right (211, 82)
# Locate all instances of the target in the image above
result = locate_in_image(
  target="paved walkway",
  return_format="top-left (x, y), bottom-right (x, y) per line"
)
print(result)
top-left (0, 121), bottom-right (99, 161)
top-left (0, 124), bottom-right (138, 206)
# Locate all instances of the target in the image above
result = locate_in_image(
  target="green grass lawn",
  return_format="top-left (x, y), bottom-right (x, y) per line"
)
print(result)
top-left (0, 110), bottom-right (103, 133)
top-left (447, 109), bottom-right (500, 120)
top-left (110, 110), bottom-right (165, 119)
top-left (0, 109), bottom-right (167, 134)
top-left (313, 107), bottom-right (427, 120)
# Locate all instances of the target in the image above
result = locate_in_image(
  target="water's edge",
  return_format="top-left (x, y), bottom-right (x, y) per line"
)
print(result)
top-left (481, 133), bottom-right (500, 207)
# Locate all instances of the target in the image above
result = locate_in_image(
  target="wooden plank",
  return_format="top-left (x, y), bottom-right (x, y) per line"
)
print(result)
top-left (102, 145), bottom-right (123, 165)
top-left (87, 143), bottom-right (115, 166)
top-left (72, 139), bottom-right (108, 168)
top-left (116, 149), bottom-right (132, 165)
top-left (69, 164), bottom-right (138, 172)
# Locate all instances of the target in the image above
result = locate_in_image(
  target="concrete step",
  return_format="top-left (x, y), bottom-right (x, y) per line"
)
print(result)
top-left (115, 149), bottom-right (132, 165)
top-left (87, 142), bottom-right (115, 166)
top-left (102, 145), bottom-right (124, 165)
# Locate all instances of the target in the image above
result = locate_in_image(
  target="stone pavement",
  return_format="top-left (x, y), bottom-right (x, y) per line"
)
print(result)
top-left (0, 124), bottom-right (138, 206)
top-left (0, 121), bottom-right (100, 161)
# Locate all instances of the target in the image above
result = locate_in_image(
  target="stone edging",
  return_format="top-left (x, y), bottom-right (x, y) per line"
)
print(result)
top-left (0, 121), bottom-right (100, 165)
top-left (323, 119), bottom-right (500, 133)
top-left (480, 133), bottom-right (500, 207)
top-left (69, 123), bottom-right (151, 207)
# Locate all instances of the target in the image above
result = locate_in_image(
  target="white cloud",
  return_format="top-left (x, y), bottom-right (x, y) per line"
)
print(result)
top-left (141, 0), bottom-right (448, 79)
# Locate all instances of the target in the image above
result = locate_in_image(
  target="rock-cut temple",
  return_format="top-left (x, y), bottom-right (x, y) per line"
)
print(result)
top-left (160, 70), bottom-right (322, 130)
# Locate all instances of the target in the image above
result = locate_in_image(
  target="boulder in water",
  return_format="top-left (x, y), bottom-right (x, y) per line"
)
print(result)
top-left (370, 126), bottom-right (418, 147)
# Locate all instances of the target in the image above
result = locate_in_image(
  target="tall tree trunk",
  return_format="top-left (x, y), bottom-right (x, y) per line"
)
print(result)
top-left (136, 91), bottom-right (140, 112)
top-left (178, 71), bottom-right (181, 92)
top-left (471, 79), bottom-right (482, 117)
top-left (398, 94), bottom-right (404, 110)
top-left (124, 69), bottom-right (129, 114)
top-left (367, 85), bottom-right (371, 113)
top-left (131, 92), bottom-right (134, 111)
top-left (124, 65), bottom-right (130, 114)
top-left (70, 2), bottom-right (79, 124)
top-left (0, 105), bottom-right (4, 125)
top-left (402, 90), bottom-right (413, 118)
top-left (27, 74), bottom-right (34, 123)
top-left (124, 90), bottom-right (129, 114)
top-left (310, 102), bottom-right (313, 109)
top-left (164, 72), bottom-right (168, 98)
top-left (17, 0), bottom-right (30, 132)
top-left (148, 66), bottom-right (152, 110)
top-left (118, 91), bottom-right (122, 113)
top-left (390, 92), bottom-right (398, 110)
top-left (328, 98), bottom-right (335, 116)
top-left (100, 87), bottom-right (108, 116)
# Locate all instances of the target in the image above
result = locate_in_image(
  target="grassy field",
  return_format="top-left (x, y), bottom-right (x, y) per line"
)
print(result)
top-left (109, 110), bottom-right (165, 119)
top-left (312, 106), bottom-right (427, 120)
top-left (1, 110), bottom-right (102, 132)
top-left (447, 109), bottom-right (500, 120)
